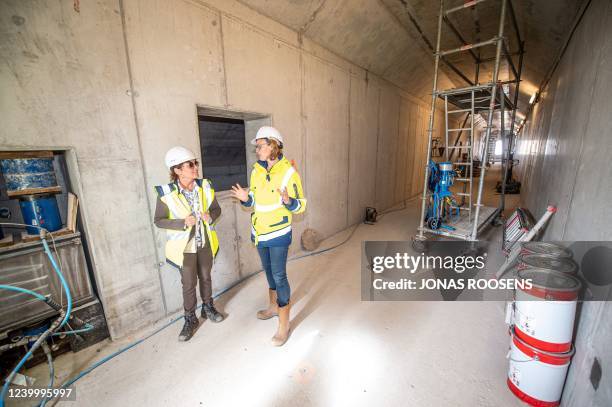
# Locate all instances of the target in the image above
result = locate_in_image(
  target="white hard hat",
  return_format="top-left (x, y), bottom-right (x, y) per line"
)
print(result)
top-left (165, 146), bottom-right (196, 169)
top-left (251, 126), bottom-right (284, 146)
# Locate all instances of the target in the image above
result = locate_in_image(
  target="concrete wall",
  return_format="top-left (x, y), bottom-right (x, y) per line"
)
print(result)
top-left (515, 0), bottom-right (612, 404)
top-left (1, 0), bottom-right (445, 338)
top-left (516, 0), bottom-right (612, 242)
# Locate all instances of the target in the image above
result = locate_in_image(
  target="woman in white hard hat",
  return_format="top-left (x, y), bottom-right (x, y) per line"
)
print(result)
top-left (154, 146), bottom-right (224, 342)
top-left (230, 126), bottom-right (306, 346)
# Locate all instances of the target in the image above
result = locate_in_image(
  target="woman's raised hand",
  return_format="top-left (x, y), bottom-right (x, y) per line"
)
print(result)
top-left (277, 188), bottom-right (290, 204)
top-left (230, 183), bottom-right (249, 202)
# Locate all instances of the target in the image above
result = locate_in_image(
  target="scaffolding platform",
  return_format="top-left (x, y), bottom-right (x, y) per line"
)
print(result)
top-left (438, 85), bottom-right (515, 113)
top-left (418, 205), bottom-right (499, 240)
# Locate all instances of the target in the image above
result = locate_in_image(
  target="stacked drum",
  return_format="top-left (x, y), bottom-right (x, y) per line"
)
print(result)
top-left (507, 242), bottom-right (581, 406)
top-left (0, 152), bottom-right (63, 235)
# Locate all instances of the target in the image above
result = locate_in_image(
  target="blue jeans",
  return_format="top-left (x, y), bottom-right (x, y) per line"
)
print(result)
top-left (257, 245), bottom-right (290, 307)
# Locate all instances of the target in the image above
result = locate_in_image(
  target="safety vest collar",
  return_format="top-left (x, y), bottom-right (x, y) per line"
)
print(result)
top-left (253, 155), bottom-right (290, 174)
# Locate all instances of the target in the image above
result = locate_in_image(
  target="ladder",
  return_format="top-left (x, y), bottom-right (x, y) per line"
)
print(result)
top-left (487, 133), bottom-right (498, 164)
top-left (443, 92), bottom-right (475, 223)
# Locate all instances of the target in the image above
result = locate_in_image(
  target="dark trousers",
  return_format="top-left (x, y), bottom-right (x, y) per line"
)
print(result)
top-left (257, 245), bottom-right (290, 307)
top-left (181, 247), bottom-right (213, 314)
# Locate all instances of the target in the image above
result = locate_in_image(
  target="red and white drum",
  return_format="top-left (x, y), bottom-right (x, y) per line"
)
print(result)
top-left (520, 242), bottom-right (572, 258)
top-left (508, 326), bottom-right (574, 407)
top-left (518, 254), bottom-right (578, 275)
top-left (514, 268), bottom-right (581, 352)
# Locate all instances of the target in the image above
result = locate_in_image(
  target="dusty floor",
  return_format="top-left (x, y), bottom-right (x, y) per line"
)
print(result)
top-left (20, 165), bottom-right (525, 407)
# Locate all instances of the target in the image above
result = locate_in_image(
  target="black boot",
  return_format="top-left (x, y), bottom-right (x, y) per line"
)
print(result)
top-left (202, 301), bottom-right (224, 323)
top-left (178, 311), bottom-right (199, 342)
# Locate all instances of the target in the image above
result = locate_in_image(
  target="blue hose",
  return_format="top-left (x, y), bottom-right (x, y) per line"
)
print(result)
top-left (60, 316), bottom-right (183, 389)
top-left (51, 323), bottom-right (94, 336)
top-left (0, 232), bottom-right (73, 407)
top-left (40, 238), bottom-right (72, 329)
top-left (0, 284), bottom-right (47, 302)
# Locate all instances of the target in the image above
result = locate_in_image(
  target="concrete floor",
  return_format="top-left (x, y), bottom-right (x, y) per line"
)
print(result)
top-left (18, 165), bottom-right (526, 407)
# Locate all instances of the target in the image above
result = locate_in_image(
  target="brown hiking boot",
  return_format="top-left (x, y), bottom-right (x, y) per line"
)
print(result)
top-left (257, 289), bottom-right (278, 320)
top-left (271, 303), bottom-right (290, 346)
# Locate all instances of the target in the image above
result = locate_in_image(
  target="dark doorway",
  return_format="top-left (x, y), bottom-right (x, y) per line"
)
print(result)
top-left (198, 115), bottom-right (248, 191)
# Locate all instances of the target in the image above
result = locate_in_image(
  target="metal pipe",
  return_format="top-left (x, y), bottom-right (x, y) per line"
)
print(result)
top-left (471, 0), bottom-right (507, 241)
top-left (499, 41), bottom-right (524, 217)
top-left (471, 2), bottom-right (482, 85)
top-left (469, 90), bottom-right (475, 222)
top-left (445, 95), bottom-right (449, 161)
top-left (438, 37), bottom-right (497, 57)
top-left (436, 83), bottom-right (500, 96)
top-left (445, 0), bottom-right (489, 15)
top-left (507, 0), bottom-right (523, 46)
top-left (503, 41), bottom-right (519, 82)
top-left (499, 84), bottom-right (507, 213)
top-left (509, 42), bottom-right (525, 139)
top-left (479, 51), bottom-right (521, 63)
top-left (417, 0), bottom-right (445, 240)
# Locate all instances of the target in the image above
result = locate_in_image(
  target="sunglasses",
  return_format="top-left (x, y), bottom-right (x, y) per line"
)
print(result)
top-left (182, 160), bottom-right (199, 168)
top-left (255, 143), bottom-right (269, 151)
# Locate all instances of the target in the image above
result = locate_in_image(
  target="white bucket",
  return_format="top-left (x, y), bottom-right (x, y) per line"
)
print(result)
top-left (508, 326), bottom-right (574, 406)
top-left (514, 268), bottom-right (581, 352)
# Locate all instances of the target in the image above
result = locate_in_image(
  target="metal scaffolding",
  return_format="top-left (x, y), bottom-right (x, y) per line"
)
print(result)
top-left (416, 0), bottom-right (524, 242)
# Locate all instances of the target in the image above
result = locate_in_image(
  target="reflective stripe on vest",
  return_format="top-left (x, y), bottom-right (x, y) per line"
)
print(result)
top-left (255, 202), bottom-right (283, 212)
top-left (203, 183), bottom-right (213, 210)
top-left (252, 225), bottom-right (291, 242)
top-left (281, 166), bottom-right (295, 190)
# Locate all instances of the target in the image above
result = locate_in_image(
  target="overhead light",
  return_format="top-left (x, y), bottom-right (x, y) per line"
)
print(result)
top-left (529, 92), bottom-right (537, 104)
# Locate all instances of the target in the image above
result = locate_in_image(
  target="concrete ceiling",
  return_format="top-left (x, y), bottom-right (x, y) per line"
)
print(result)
top-left (237, 0), bottom-right (585, 128)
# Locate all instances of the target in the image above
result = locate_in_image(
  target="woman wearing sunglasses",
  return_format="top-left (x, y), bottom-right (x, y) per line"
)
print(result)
top-left (230, 126), bottom-right (307, 346)
top-left (154, 146), bottom-right (224, 342)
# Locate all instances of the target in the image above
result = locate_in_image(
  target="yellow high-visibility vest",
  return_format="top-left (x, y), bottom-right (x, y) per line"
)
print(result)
top-left (243, 156), bottom-right (306, 245)
top-left (155, 179), bottom-right (219, 268)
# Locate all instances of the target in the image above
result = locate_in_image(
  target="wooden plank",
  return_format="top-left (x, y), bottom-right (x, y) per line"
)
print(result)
top-left (0, 234), bottom-right (14, 248)
top-left (20, 228), bottom-right (72, 243)
top-left (0, 151), bottom-right (54, 159)
top-left (0, 231), bottom-right (80, 254)
top-left (7, 186), bottom-right (62, 198)
top-left (67, 193), bottom-right (78, 232)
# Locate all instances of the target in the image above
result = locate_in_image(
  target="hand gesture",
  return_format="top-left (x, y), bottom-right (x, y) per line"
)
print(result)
top-left (184, 215), bottom-right (196, 228)
top-left (201, 211), bottom-right (212, 224)
top-left (230, 183), bottom-right (249, 202)
top-left (277, 188), bottom-right (290, 205)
